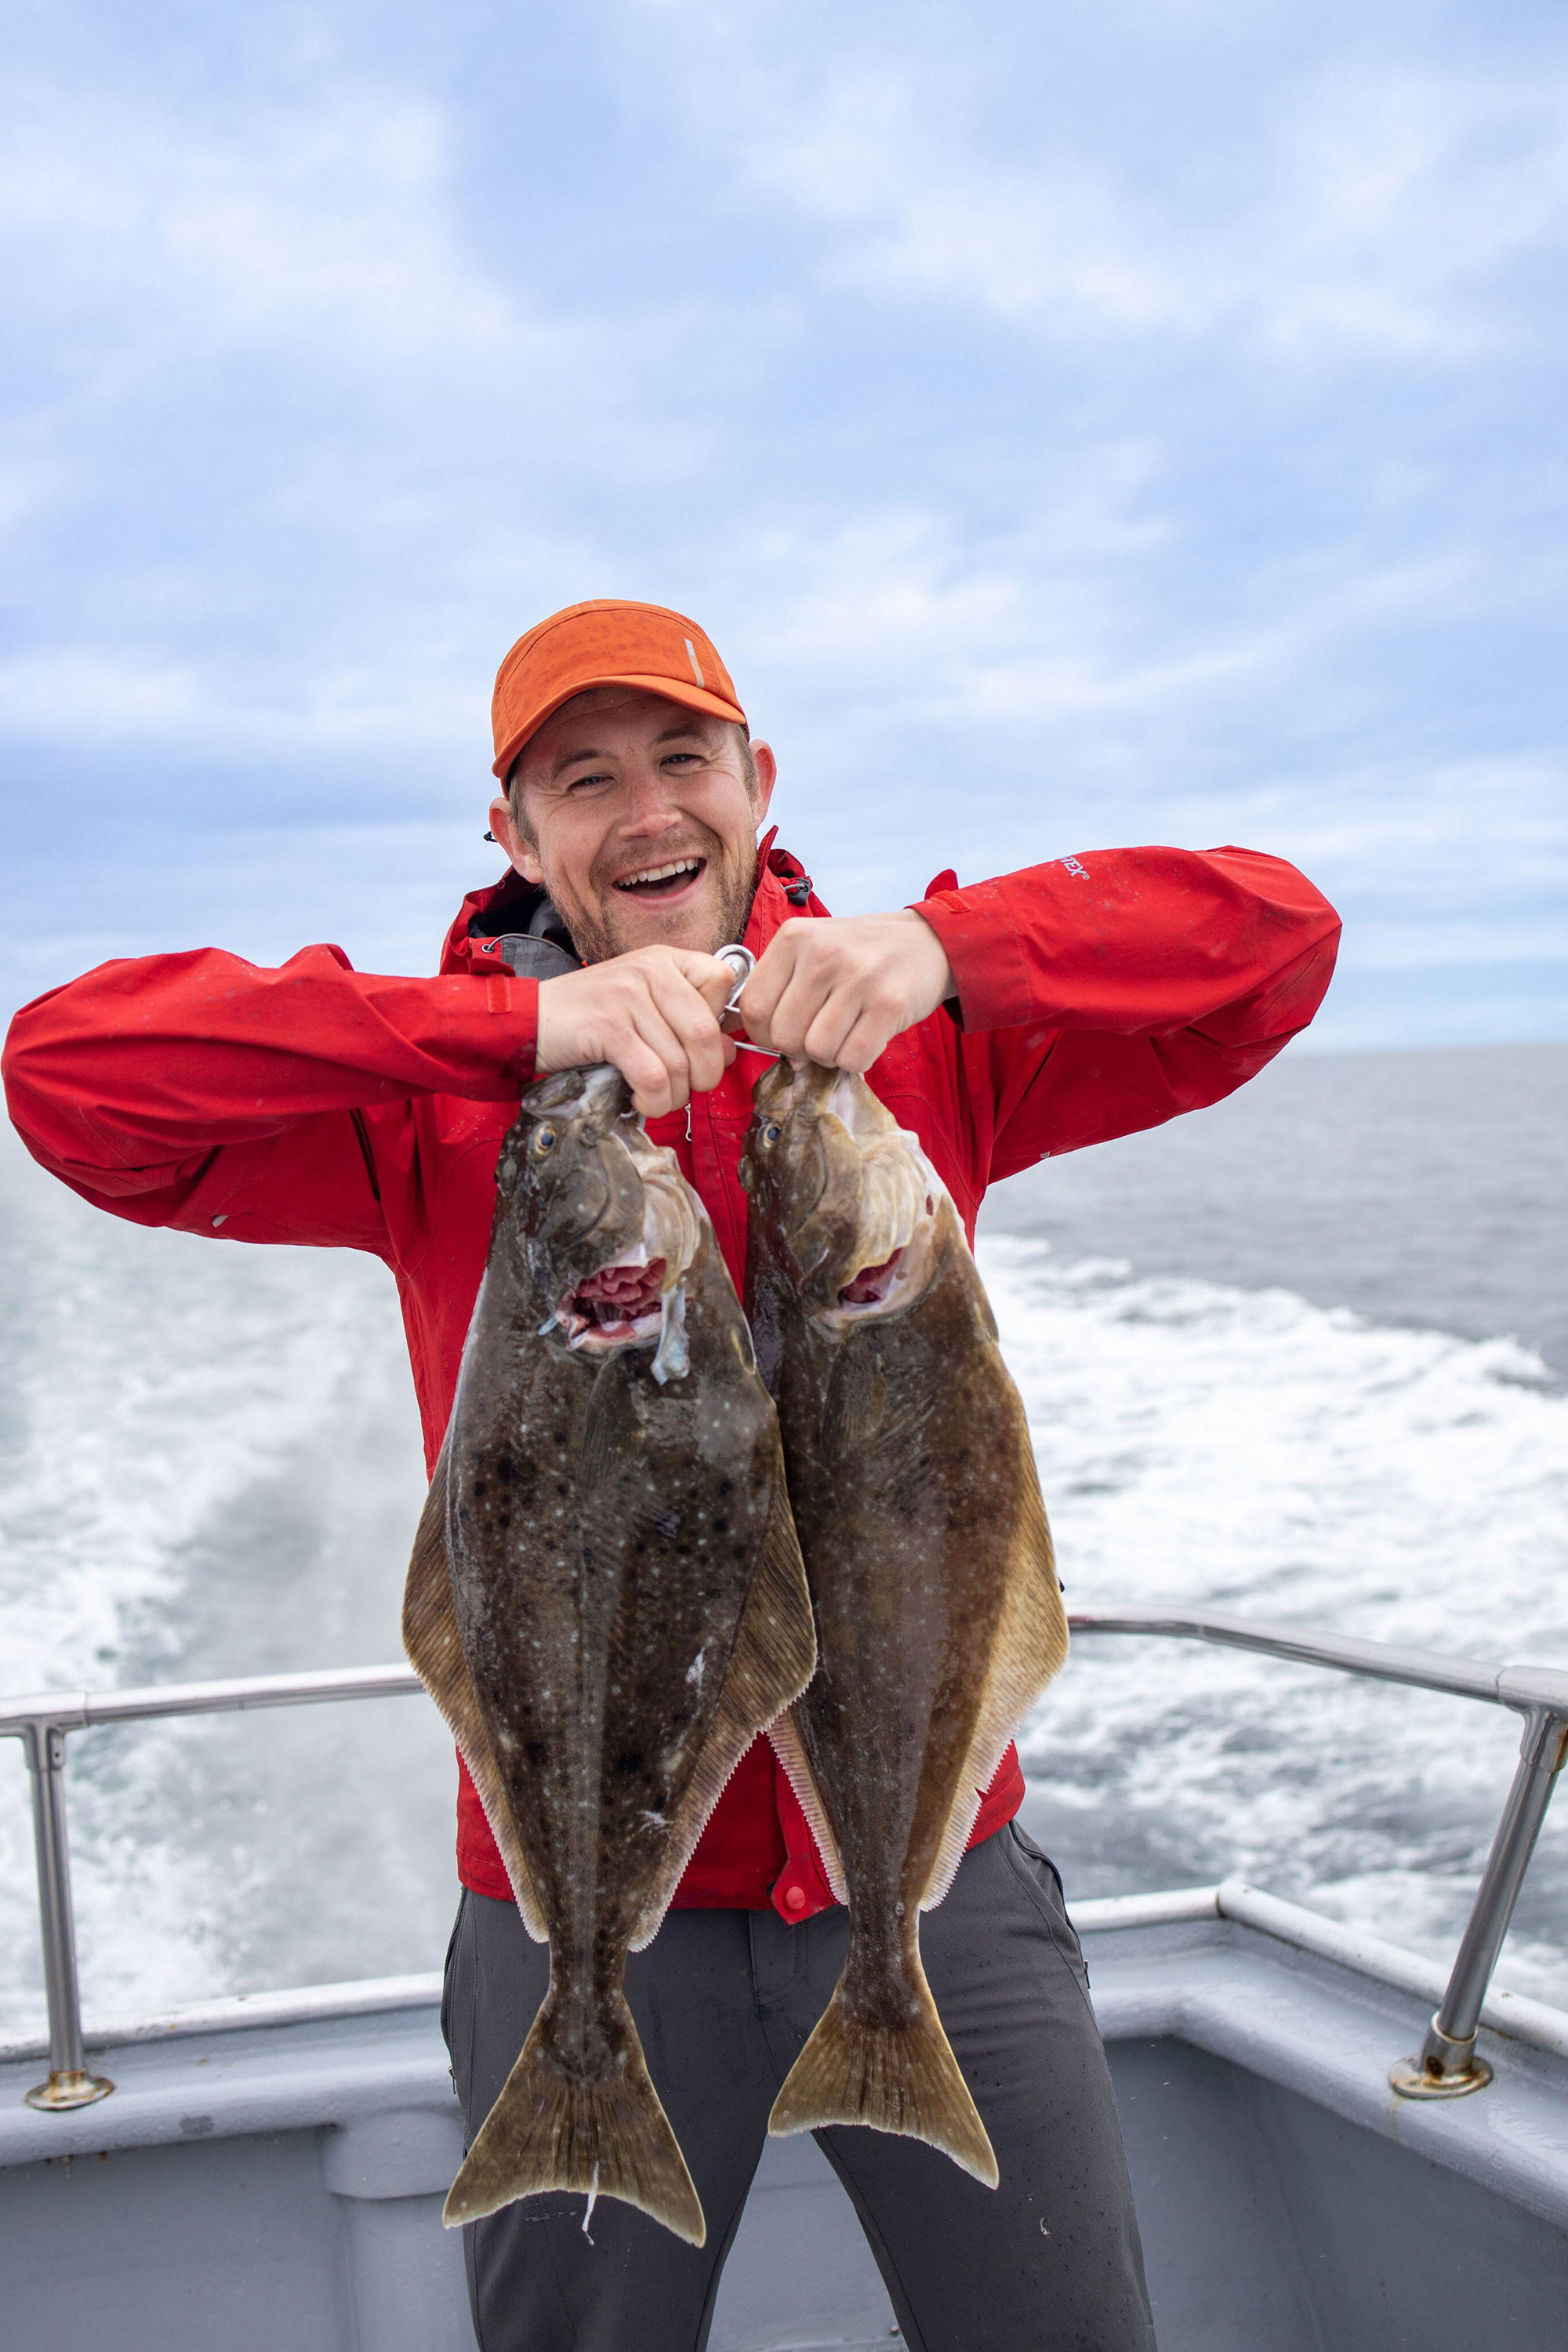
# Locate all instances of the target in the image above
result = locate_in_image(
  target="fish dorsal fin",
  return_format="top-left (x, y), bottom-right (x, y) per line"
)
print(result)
top-left (765, 1706), bottom-right (848, 1904)
top-left (919, 1437), bottom-right (1067, 1915)
top-left (401, 1442), bottom-right (548, 1942)
top-left (627, 1465), bottom-right (817, 1950)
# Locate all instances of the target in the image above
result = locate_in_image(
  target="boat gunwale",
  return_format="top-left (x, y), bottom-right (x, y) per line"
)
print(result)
top-left (5, 1875), bottom-right (1568, 2070)
top-left (5, 1605), bottom-right (1568, 2091)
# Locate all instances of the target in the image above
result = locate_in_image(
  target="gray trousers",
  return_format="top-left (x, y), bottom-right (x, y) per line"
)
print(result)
top-left (441, 1823), bottom-right (1155, 2352)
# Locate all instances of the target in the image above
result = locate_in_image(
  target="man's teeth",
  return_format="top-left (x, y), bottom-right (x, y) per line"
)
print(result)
top-left (615, 857), bottom-right (702, 891)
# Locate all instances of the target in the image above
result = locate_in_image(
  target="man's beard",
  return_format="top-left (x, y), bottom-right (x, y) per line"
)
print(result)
top-left (548, 833), bottom-right (760, 967)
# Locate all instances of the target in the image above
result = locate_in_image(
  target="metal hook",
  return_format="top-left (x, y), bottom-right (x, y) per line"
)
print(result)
top-left (713, 944), bottom-right (779, 1059)
top-left (714, 944), bottom-right (755, 1018)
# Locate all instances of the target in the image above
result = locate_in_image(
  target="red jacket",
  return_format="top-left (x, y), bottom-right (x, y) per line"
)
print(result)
top-left (2, 841), bottom-right (1339, 1921)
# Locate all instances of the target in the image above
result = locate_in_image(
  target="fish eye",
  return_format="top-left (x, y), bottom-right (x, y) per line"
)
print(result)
top-left (759, 1122), bottom-right (782, 1148)
top-left (530, 1123), bottom-right (558, 1157)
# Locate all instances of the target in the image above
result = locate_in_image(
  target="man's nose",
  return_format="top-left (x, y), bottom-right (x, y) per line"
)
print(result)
top-left (614, 762), bottom-right (684, 834)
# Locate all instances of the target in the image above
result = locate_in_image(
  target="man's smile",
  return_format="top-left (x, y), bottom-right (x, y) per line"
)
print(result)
top-left (611, 855), bottom-right (708, 903)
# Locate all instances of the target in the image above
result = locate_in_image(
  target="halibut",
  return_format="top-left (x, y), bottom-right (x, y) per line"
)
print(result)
top-left (404, 1064), bottom-right (815, 2245)
top-left (741, 1059), bottom-right (1067, 2186)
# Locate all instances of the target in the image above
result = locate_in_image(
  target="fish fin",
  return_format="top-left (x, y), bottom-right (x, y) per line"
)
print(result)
top-left (765, 1707), bottom-right (848, 1904)
top-left (627, 1467), bottom-right (818, 1949)
top-left (768, 1960), bottom-right (998, 2189)
top-left (444, 1986), bottom-right (706, 2245)
top-left (578, 1360), bottom-right (625, 1494)
top-left (819, 1345), bottom-right (885, 1461)
top-left (402, 1444), bottom-right (548, 1943)
top-left (920, 1465), bottom-right (1067, 1916)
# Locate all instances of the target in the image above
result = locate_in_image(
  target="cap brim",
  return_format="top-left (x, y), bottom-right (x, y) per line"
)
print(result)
top-left (492, 675), bottom-right (746, 779)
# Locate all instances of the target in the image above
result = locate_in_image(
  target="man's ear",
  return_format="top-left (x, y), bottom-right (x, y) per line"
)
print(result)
top-left (748, 741), bottom-right (778, 831)
top-left (491, 794), bottom-right (545, 886)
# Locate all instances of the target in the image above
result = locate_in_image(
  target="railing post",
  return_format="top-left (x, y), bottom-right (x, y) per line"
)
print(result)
top-left (20, 1720), bottom-right (112, 2111)
top-left (1391, 1706), bottom-right (1568, 2099)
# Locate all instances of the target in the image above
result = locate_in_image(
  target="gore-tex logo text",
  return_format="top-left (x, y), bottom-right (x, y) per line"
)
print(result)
top-left (1061, 856), bottom-right (1088, 879)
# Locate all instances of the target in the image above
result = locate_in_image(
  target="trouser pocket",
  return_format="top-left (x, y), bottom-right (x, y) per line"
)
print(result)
top-left (441, 1889), bottom-right (481, 2140)
top-left (1003, 1820), bottom-right (1091, 1988)
top-left (439, 1889), bottom-right (466, 2054)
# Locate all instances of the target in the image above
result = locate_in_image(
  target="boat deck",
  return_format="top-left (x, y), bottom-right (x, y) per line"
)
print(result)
top-left (5, 1882), bottom-right (1568, 2350)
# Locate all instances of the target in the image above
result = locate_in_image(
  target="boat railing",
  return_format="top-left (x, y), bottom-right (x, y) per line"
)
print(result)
top-left (2, 1610), bottom-right (1565, 2114)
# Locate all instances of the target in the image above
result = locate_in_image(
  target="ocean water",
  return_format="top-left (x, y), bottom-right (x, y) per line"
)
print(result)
top-left (0, 1042), bottom-right (1564, 2037)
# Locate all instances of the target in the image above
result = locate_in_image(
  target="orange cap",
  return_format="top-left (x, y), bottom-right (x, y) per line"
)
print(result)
top-left (490, 599), bottom-right (746, 780)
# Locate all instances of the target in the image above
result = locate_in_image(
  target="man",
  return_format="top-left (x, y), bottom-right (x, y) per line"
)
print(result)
top-left (4, 598), bottom-right (1340, 2351)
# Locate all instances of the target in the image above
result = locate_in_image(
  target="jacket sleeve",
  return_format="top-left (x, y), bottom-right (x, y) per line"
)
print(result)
top-left (911, 846), bottom-right (1340, 1181)
top-left (2, 943), bottom-right (539, 1250)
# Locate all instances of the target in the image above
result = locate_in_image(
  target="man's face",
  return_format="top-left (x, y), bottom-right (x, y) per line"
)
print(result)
top-left (491, 687), bottom-right (776, 964)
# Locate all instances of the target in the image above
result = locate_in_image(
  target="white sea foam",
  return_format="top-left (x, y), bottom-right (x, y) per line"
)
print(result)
top-left (0, 1130), bottom-right (445, 2034)
top-left (982, 1236), bottom-right (1568, 1999)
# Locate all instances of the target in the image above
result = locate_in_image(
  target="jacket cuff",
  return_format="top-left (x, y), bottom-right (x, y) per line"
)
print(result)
top-left (910, 880), bottom-right (1035, 1033)
top-left (435, 969), bottom-right (540, 1088)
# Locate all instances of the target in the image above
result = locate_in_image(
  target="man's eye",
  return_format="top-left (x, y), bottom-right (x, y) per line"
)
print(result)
top-left (662, 752), bottom-right (699, 768)
top-left (565, 771), bottom-right (612, 793)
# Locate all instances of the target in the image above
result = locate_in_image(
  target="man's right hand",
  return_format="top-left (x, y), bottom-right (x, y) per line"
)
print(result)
top-left (534, 948), bottom-right (736, 1118)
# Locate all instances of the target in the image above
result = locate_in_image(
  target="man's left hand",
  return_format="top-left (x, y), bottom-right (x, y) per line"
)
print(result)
top-left (738, 911), bottom-right (955, 1073)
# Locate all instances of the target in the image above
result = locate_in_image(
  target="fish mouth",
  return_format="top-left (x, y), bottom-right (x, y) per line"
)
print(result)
top-left (837, 1246), bottom-right (907, 1309)
top-left (555, 1253), bottom-right (668, 1351)
top-left (829, 1200), bottom-right (940, 1321)
top-left (540, 1134), bottom-right (704, 1377)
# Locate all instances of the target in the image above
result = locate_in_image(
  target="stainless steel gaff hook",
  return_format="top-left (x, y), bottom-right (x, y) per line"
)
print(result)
top-left (713, 945), bottom-right (778, 1058)
top-left (713, 943), bottom-right (754, 1014)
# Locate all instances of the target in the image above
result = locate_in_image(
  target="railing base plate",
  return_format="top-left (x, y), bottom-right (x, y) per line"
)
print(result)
top-left (24, 2069), bottom-right (114, 2111)
top-left (1388, 2054), bottom-right (1494, 2100)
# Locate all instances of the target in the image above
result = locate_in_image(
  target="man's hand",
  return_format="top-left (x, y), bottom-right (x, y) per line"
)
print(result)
top-left (535, 947), bottom-right (735, 1117)
top-left (739, 911), bottom-right (955, 1073)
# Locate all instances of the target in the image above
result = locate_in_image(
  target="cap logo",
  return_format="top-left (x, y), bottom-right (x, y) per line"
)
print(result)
top-left (684, 637), bottom-right (705, 688)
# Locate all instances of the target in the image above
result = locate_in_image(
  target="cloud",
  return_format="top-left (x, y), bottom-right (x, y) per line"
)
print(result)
top-left (0, 57), bottom-right (731, 795)
top-left (635, 5), bottom-right (1568, 361)
top-left (1, 0), bottom-right (1565, 1047)
top-left (0, 645), bottom-right (481, 762)
top-left (2, 74), bottom-right (542, 370)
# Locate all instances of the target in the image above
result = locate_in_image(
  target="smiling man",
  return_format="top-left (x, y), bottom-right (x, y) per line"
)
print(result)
top-left (487, 609), bottom-right (959, 1115)
top-left (3, 598), bottom-right (1341, 2352)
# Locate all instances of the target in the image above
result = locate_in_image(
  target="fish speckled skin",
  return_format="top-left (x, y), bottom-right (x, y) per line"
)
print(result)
top-left (404, 1064), bottom-right (815, 2245)
top-left (742, 1060), bottom-right (1068, 2185)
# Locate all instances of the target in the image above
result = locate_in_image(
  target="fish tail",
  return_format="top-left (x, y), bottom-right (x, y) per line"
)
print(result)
top-left (768, 1963), bottom-right (999, 2189)
top-left (443, 1990), bottom-right (706, 2245)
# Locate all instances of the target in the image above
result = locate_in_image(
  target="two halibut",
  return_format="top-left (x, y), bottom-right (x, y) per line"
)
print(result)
top-left (403, 1064), bottom-right (815, 2245)
top-left (742, 1058), bottom-right (1068, 2185)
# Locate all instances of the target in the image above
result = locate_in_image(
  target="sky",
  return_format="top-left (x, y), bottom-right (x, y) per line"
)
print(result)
top-left (2, 0), bottom-right (1566, 1048)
